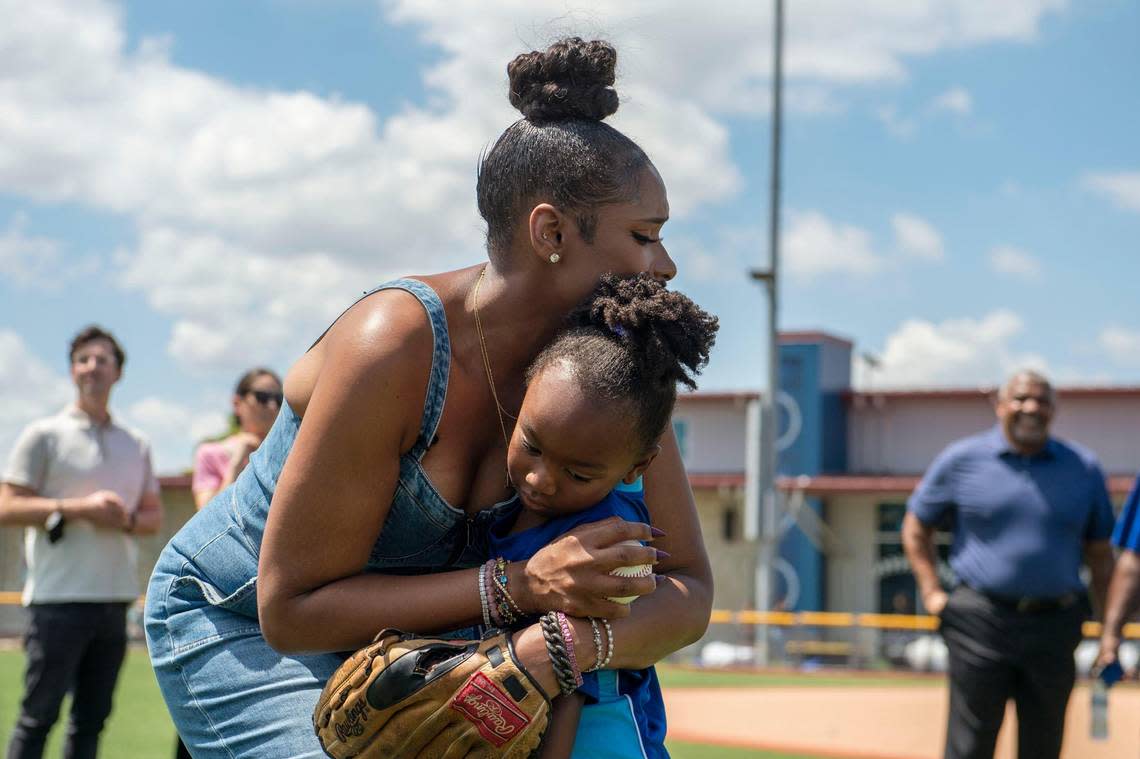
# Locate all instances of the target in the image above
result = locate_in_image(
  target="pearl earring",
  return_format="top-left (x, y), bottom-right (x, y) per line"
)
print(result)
top-left (549, 253), bottom-right (561, 264)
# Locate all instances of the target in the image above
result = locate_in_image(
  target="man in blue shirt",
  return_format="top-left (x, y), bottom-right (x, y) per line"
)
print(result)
top-left (902, 370), bottom-right (1115, 759)
top-left (1096, 477), bottom-right (1140, 671)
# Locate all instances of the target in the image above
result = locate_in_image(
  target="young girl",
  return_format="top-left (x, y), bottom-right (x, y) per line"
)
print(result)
top-left (479, 272), bottom-right (719, 758)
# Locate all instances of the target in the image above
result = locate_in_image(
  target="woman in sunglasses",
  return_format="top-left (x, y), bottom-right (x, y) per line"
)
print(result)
top-left (190, 368), bottom-right (284, 509)
top-left (146, 36), bottom-right (710, 759)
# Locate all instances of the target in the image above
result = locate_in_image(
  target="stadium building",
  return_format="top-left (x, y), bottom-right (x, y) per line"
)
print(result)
top-left (677, 331), bottom-right (1139, 618)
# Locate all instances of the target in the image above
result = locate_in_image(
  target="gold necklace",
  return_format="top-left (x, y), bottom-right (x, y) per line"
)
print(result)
top-left (472, 266), bottom-right (516, 458)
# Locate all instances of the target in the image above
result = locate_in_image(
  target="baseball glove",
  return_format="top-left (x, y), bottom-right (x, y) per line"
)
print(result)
top-left (314, 628), bottom-right (551, 759)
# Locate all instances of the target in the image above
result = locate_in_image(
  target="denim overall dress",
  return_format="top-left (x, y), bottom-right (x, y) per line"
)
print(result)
top-left (144, 279), bottom-right (512, 758)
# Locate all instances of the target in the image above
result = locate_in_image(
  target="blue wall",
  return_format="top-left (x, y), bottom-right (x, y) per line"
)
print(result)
top-left (776, 337), bottom-right (850, 611)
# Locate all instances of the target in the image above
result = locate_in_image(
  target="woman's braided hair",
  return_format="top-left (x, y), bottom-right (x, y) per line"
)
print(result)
top-left (527, 274), bottom-right (719, 452)
top-left (477, 37), bottom-right (651, 259)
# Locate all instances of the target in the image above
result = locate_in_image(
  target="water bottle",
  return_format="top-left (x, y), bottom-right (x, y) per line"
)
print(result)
top-left (1090, 660), bottom-right (1122, 741)
top-left (1090, 678), bottom-right (1108, 740)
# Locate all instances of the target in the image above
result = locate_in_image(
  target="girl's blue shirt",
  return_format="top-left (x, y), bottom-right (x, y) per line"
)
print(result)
top-left (486, 478), bottom-right (669, 759)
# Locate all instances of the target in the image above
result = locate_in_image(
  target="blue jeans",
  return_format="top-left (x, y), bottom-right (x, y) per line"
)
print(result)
top-left (146, 493), bottom-right (351, 758)
top-left (6, 603), bottom-right (128, 759)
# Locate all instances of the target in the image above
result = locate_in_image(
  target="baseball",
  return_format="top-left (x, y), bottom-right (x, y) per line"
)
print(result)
top-left (607, 539), bottom-right (653, 604)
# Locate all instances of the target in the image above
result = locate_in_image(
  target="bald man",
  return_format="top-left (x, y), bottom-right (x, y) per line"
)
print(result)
top-left (903, 370), bottom-right (1115, 759)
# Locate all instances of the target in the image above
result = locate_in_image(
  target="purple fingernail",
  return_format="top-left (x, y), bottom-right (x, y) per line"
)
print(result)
top-left (650, 526), bottom-right (666, 537)
top-left (655, 549), bottom-right (671, 561)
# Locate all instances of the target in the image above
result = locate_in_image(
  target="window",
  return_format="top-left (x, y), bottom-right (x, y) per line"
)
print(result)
top-left (672, 419), bottom-right (689, 460)
top-left (875, 502), bottom-right (953, 614)
top-left (722, 507), bottom-right (739, 542)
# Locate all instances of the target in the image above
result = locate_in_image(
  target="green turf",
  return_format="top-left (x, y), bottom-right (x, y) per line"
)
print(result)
top-left (0, 647), bottom-right (178, 756)
top-left (667, 741), bottom-right (832, 758)
top-left (0, 647), bottom-right (838, 758)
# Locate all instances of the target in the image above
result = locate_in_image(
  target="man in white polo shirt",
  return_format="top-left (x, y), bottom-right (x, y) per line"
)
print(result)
top-left (0, 325), bottom-right (162, 759)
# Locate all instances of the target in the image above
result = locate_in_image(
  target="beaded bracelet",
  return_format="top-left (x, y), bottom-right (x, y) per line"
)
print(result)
top-left (555, 611), bottom-right (583, 688)
top-left (478, 563), bottom-right (492, 628)
top-left (598, 617), bottom-right (615, 670)
top-left (494, 558), bottom-right (525, 618)
top-left (585, 617), bottom-right (604, 673)
top-left (482, 559), bottom-right (504, 627)
top-left (489, 559), bottom-right (524, 625)
top-left (539, 611), bottom-right (579, 696)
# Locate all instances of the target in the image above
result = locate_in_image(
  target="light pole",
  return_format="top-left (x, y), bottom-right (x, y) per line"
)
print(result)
top-left (748, 0), bottom-right (784, 666)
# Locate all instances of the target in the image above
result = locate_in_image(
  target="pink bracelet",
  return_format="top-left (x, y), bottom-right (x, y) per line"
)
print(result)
top-left (555, 611), bottom-right (584, 687)
top-left (483, 559), bottom-right (504, 627)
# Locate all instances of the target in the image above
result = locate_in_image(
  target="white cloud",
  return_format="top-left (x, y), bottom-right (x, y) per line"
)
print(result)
top-left (123, 396), bottom-right (228, 472)
top-left (390, 0), bottom-right (1066, 114)
top-left (876, 105), bottom-right (917, 139)
top-left (783, 211), bottom-right (884, 279)
top-left (0, 213), bottom-right (64, 288)
top-left (0, 330), bottom-right (73, 459)
top-left (999, 180), bottom-right (1023, 197)
top-left (880, 86), bottom-right (973, 140)
top-left (987, 245), bottom-right (1041, 279)
top-left (117, 226), bottom-right (372, 373)
top-left (1098, 326), bottom-right (1140, 368)
top-left (856, 310), bottom-right (1047, 388)
top-left (929, 86), bottom-right (973, 115)
top-left (1082, 172), bottom-right (1140, 213)
top-left (892, 213), bottom-right (944, 261)
top-left (0, 0), bottom-right (1070, 371)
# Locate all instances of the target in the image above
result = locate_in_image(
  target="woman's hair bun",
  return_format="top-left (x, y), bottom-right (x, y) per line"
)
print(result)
top-left (508, 37), bottom-right (620, 122)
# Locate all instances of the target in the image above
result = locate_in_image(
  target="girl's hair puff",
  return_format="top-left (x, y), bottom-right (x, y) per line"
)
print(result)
top-left (527, 274), bottom-right (719, 452)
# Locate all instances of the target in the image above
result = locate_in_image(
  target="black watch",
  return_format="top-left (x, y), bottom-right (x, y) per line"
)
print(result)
top-left (45, 508), bottom-right (65, 544)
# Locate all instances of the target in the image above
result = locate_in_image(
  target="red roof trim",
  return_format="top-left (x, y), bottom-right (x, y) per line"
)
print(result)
top-left (775, 474), bottom-right (1135, 497)
top-left (849, 386), bottom-right (1140, 401)
top-left (676, 391), bottom-right (759, 403)
top-left (159, 474), bottom-right (192, 489)
top-left (687, 472), bottom-right (746, 489)
top-left (778, 330), bottom-right (854, 348)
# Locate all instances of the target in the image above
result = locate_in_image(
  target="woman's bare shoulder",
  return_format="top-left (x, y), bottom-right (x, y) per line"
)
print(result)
top-left (284, 284), bottom-right (449, 421)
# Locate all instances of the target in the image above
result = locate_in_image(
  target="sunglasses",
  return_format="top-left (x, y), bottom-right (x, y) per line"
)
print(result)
top-left (248, 390), bottom-right (283, 407)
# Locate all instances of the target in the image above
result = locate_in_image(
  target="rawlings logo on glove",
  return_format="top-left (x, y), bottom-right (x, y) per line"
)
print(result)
top-left (450, 672), bottom-right (531, 746)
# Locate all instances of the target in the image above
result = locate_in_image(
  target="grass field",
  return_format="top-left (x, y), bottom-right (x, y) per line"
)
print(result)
top-left (0, 647), bottom-right (840, 758)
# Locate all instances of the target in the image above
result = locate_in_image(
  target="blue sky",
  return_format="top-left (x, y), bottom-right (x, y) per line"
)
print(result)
top-left (1, 0), bottom-right (1137, 472)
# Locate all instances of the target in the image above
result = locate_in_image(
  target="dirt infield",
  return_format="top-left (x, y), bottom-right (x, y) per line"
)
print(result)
top-left (664, 681), bottom-right (1139, 758)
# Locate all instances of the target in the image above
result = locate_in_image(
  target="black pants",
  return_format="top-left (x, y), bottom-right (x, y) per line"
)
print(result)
top-left (939, 586), bottom-right (1087, 759)
top-left (6, 602), bottom-right (129, 759)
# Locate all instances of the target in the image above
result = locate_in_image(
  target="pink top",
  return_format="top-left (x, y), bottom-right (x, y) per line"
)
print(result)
top-left (192, 441), bottom-right (232, 495)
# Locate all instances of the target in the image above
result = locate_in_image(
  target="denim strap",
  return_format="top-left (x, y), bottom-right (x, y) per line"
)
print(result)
top-left (365, 279), bottom-right (451, 460)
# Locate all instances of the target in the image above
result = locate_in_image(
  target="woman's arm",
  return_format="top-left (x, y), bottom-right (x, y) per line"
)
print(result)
top-left (601, 427), bottom-right (713, 667)
top-left (511, 427), bottom-right (712, 671)
top-left (536, 693), bottom-right (583, 759)
top-left (257, 293), bottom-right (481, 652)
top-left (193, 434), bottom-right (262, 509)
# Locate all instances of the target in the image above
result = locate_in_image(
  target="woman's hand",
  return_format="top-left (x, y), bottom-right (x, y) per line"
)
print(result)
top-left (513, 516), bottom-right (661, 619)
top-left (224, 432), bottom-right (262, 465)
top-left (222, 432), bottom-right (262, 480)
